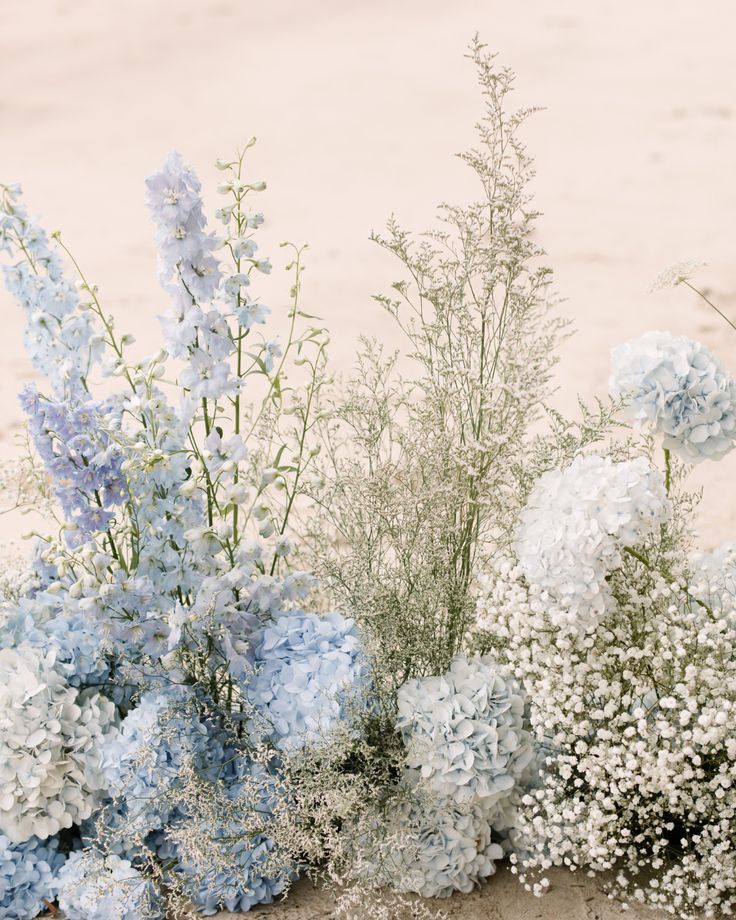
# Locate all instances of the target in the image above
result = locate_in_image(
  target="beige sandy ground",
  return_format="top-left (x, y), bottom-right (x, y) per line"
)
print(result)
top-left (2, 1), bottom-right (736, 916)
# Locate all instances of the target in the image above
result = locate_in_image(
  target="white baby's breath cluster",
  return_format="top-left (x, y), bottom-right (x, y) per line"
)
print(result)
top-left (477, 529), bottom-right (736, 916)
top-left (610, 331), bottom-right (736, 462)
top-left (514, 455), bottom-right (670, 629)
top-left (0, 644), bottom-right (117, 844)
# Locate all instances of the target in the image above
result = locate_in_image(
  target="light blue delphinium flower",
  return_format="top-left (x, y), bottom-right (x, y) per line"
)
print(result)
top-left (0, 182), bottom-right (102, 396)
top-left (247, 610), bottom-right (368, 751)
top-left (145, 151), bottom-right (221, 356)
top-left (55, 850), bottom-right (163, 920)
top-left (0, 834), bottom-right (65, 920)
top-left (610, 330), bottom-right (736, 462)
top-left (396, 655), bottom-right (533, 814)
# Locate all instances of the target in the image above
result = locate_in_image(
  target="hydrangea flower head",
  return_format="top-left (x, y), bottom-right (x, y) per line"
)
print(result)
top-left (101, 685), bottom-right (211, 835)
top-left (55, 850), bottom-right (162, 920)
top-left (0, 606), bottom-right (110, 688)
top-left (396, 655), bottom-right (532, 810)
top-left (158, 757), bottom-right (292, 915)
top-left (610, 331), bottom-right (736, 462)
top-left (0, 644), bottom-right (117, 843)
top-left (515, 454), bottom-right (670, 628)
top-left (248, 611), bottom-right (368, 751)
top-left (0, 834), bottom-right (65, 919)
top-left (355, 781), bottom-right (504, 899)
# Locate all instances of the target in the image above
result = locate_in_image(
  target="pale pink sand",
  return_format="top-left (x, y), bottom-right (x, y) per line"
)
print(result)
top-left (2, 1), bottom-right (735, 916)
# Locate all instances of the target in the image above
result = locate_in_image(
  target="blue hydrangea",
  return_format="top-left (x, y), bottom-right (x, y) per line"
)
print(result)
top-left (610, 331), bottom-right (736, 462)
top-left (396, 655), bottom-right (533, 812)
top-left (101, 686), bottom-right (210, 836)
top-left (156, 757), bottom-right (292, 915)
top-left (247, 610), bottom-right (368, 750)
top-left (55, 850), bottom-right (162, 920)
top-left (0, 834), bottom-right (65, 919)
top-left (0, 607), bottom-right (110, 687)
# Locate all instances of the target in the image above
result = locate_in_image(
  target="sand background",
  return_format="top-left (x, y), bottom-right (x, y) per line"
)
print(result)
top-left (2, 1), bottom-right (735, 916)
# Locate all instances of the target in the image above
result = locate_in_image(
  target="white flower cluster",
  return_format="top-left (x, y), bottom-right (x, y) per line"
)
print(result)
top-left (476, 548), bottom-right (736, 918)
top-left (610, 331), bottom-right (736, 462)
top-left (0, 645), bottom-right (117, 844)
top-left (396, 655), bottom-right (532, 809)
top-left (689, 541), bottom-right (736, 616)
top-left (515, 455), bottom-right (670, 629)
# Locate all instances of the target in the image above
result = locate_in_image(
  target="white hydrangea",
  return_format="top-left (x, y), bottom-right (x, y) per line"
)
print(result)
top-left (515, 455), bottom-right (670, 628)
top-left (610, 331), bottom-right (736, 462)
top-left (396, 655), bottom-right (532, 810)
top-left (0, 645), bottom-right (118, 843)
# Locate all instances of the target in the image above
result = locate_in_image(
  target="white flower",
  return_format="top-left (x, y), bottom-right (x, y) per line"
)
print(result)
top-left (650, 259), bottom-right (705, 291)
top-left (610, 331), bottom-right (736, 462)
top-left (56, 850), bottom-right (162, 920)
top-left (396, 655), bottom-right (532, 811)
top-left (0, 645), bottom-right (118, 843)
top-left (515, 455), bottom-right (670, 628)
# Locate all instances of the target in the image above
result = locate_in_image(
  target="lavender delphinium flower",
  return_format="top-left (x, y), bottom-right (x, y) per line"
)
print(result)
top-left (19, 385), bottom-right (126, 544)
top-left (0, 644), bottom-right (117, 843)
top-left (247, 610), bottom-right (368, 751)
top-left (396, 655), bottom-right (533, 812)
top-left (55, 850), bottom-right (163, 920)
top-left (515, 455), bottom-right (671, 629)
top-left (610, 331), bottom-right (736, 462)
top-left (0, 834), bottom-right (65, 920)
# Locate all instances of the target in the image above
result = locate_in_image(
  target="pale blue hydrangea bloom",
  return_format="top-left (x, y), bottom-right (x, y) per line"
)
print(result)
top-left (55, 850), bottom-right (162, 920)
top-left (160, 758), bottom-right (291, 915)
top-left (247, 610), bottom-right (368, 750)
top-left (396, 655), bottom-right (533, 811)
top-left (0, 644), bottom-right (117, 843)
top-left (356, 779), bottom-right (504, 899)
top-left (0, 606), bottom-right (110, 687)
top-left (610, 331), bottom-right (736, 462)
top-left (515, 455), bottom-right (671, 628)
top-left (0, 834), bottom-right (65, 919)
top-left (101, 686), bottom-right (210, 836)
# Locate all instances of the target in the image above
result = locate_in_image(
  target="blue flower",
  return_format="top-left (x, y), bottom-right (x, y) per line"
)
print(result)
top-left (159, 757), bottom-right (292, 915)
top-left (396, 655), bottom-right (533, 813)
top-left (101, 686), bottom-right (211, 836)
top-left (247, 610), bottom-right (369, 751)
top-left (0, 834), bottom-right (65, 920)
top-left (610, 331), bottom-right (736, 462)
top-left (55, 850), bottom-right (163, 920)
